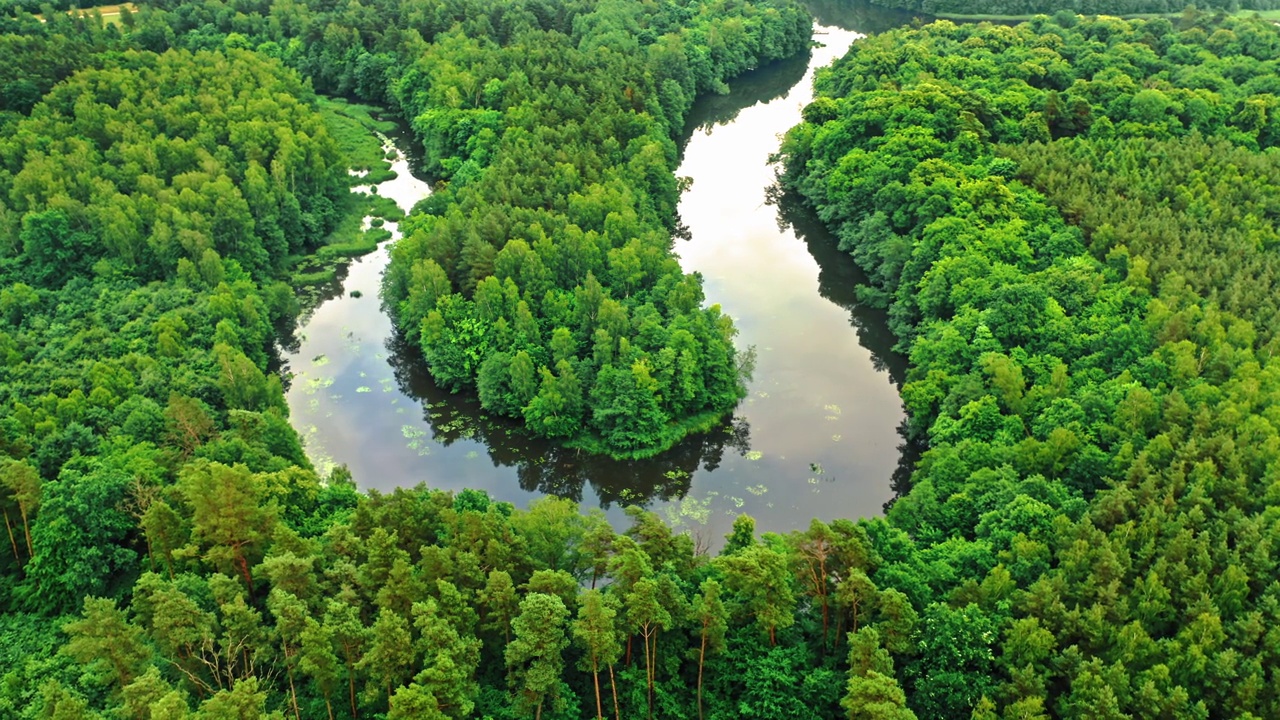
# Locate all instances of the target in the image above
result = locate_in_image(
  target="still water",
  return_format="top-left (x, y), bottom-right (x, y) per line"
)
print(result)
top-left (283, 3), bottom-right (920, 541)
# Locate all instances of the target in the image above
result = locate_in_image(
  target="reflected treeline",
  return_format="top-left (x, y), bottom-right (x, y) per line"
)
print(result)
top-left (770, 186), bottom-right (909, 386)
top-left (804, 0), bottom-right (929, 34)
top-left (768, 186), bottom-right (923, 507)
top-left (383, 331), bottom-right (754, 506)
top-left (679, 50), bottom-right (811, 147)
top-left (887, 418), bottom-right (924, 511)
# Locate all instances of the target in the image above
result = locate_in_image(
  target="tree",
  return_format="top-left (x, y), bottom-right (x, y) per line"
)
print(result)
top-left (480, 570), bottom-right (520, 646)
top-left (266, 589), bottom-right (308, 720)
top-left (690, 579), bottom-right (728, 720)
top-left (573, 590), bottom-right (623, 720)
top-left (581, 511), bottom-right (615, 589)
top-left (62, 597), bottom-right (152, 691)
top-left (357, 608), bottom-right (414, 709)
top-left (905, 604), bottom-right (996, 719)
top-left (505, 593), bottom-right (570, 720)
top-left (298, 617), bottom-right (341, 720)
top-left (842, 628), bottom-right (915, 720)
top-left (623, 577), bottom-right (670, 720)
top-left (834, 571), bottom-right (879, 641)
top-left (723, 514), bottom-right (756, 555)
top-left (791, 519), bottom-right (837, 648)
top-left (141, 499), bottom-right (189, 579)
top-left (715, 544), bottom-right (796, 645)
top-left (179, 462), bottom-right (278, 590)
top-left (411, 599), bottom-right (481, 719)
top-left (323, 593), bottom-right (368, 719)
top-left (0, 459), bottom-right (40, 559)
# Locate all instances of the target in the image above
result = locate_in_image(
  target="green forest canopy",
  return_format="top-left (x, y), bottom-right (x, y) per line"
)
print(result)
top-left (778, 8), bottom-right (1280, 718)
top-left (3, 0), bottom-right (1280, 719)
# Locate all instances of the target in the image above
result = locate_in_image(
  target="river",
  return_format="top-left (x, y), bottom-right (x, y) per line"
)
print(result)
top-left (283, 1), bottom-right (922, 541)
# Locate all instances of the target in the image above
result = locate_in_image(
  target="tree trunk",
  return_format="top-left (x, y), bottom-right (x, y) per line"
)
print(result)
top-left (818, 555), bottom-right (829, 649)
top-left (287, 663), bottom-right (302, 720)
top-left (609, 664), bottom-right (621, 720)
top-left (535, 698), bottom-right (543, 720)
top-left (236, 551), bottom-right (254, 591)
top-left (643, 631), bottom-right (654, 720)
top-left (144, 534), bottom-right (156, 572)
top-left (324, 694), bottom-right (334, 720)
top-left (591, 654), bottom-right (603, 720)
top-left (769, 625), bottom-right (776, 646)
top-left (2, 509), bottom-right (20, 563)
top-left (348, 661), bottom-right (358, 719)
top-left (18, 503), bottom-right (32, 559)
top-left (820, 592), bottom-right (829, 650)
top-left (697, 629), bottom-right (707, 720)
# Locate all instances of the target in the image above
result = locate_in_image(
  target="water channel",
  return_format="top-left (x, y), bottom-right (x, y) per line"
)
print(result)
top-left (283, 1), bottom-right (923, 541)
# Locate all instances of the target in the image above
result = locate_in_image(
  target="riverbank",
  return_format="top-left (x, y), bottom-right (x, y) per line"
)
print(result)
top-left (290, 98), bottom-right (409, 291)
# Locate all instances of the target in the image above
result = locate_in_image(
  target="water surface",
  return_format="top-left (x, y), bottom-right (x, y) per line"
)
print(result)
top-left (284, 3), bottom-right (918, 540)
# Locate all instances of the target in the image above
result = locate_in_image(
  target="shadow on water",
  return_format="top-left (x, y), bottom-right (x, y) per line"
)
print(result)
top-left (770, 188), bottom-right (908, 387)
top-left (382, 329), bottom-right (753, 506)
top-left (680, 51), bottom-right (812, 148)
top-left (768, 185), bottom-right (925, 512)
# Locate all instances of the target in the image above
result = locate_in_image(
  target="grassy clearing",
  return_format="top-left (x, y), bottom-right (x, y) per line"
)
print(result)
top-left (37, 3), bottom-right (137, 25)
top-left (291, 98), bottom-right (409, 289)
top-left (317, 96), bottom-right (398, 183)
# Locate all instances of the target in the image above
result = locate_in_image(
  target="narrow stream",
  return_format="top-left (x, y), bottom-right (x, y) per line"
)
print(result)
top-left (283, 4), bottom-right (917, 540)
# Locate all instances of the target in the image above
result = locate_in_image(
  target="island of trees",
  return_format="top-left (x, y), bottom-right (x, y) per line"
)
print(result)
top-left (1, 0), bottom-right (1280, 718)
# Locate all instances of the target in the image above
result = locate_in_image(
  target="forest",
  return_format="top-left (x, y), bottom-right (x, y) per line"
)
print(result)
top-left (115, 0), bottom-right (813, 459)
top-left (3, 0), bottom-right (1280, 719)
top-left (779, 8), bottom-right (1280, 718)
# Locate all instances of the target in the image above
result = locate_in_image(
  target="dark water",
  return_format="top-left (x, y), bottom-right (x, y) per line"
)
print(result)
top-left (283, 1), bottom-right (921, 541)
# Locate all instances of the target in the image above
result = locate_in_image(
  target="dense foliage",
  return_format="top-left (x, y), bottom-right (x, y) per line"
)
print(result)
top-left (779, 10), bottom-right (1280, 718)
top-left (0, 21), bottom-right (355, 716)
top-left (8, 0), bottom-right (1280, 717)
top-left (0, 0), bottom-right (915, 717)
top-left (120, 0), bottom-right (810, 457)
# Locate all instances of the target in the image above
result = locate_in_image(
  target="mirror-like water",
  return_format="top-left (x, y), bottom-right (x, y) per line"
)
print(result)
top-left (283, 2), bottom-right (921, 540)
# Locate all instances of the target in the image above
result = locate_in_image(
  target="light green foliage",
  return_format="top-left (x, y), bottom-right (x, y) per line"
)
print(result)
top-left (715, 543), bottom-right (796, 645)
top-left (62, 597), bottom-right (151, 690)
top-left (842, 628), bottom-right (915, 720)
top-left (506, 592), bottom-right (570, 720)
top-left (572, 590), bottom-right (622, 720)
